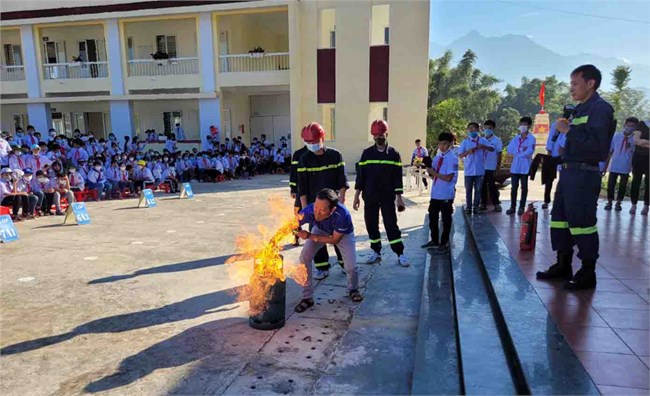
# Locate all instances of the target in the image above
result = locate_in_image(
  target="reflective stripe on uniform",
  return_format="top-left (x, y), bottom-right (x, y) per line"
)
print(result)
top-left (394, 188), bottom-right (404, 192)
top-left (297, 162), bottom-right (345, 172)
top-left (550, 221), bottom-right (569, 229)
top-left (389, 238), bottom-right (403, 245)
top-left (358, 160), bottom-right (402, 167)
top-left (289, 182), bottom-right (297, 186)
top-left (369, 238), bottom-right (381, 243)
top-left (291, 161), bottom-right (299, 165)
top-left (572, 116), bottom-right (589, 126)
top-left (314, 261), bottom-right (329, 268)
top-left (570, 226), bottom-right (598, 235)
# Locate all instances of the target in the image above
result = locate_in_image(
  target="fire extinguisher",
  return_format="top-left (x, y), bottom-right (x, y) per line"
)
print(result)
top-left (519, 203), bottom-right (538, 251)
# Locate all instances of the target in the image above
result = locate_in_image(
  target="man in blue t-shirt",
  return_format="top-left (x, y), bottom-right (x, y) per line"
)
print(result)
top-left (293, 188), bottom-right (363, 312)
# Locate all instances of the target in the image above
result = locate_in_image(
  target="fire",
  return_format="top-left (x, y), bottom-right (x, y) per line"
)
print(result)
top-left (226, 195), bottom-right (308, 315)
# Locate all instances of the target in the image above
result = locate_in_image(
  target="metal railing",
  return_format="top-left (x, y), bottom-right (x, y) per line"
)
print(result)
top-left (0, 65), bottom-right (26, 81)
top-left (127, 57), bottom-right (199, 77)
top-left (219, 52), bottom-right (289, 73)
top-left (43, 61), bottom-right (109, 80)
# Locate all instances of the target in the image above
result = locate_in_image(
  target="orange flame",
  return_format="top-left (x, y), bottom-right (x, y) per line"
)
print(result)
top-left (226, 196), bottom-right (307, 315)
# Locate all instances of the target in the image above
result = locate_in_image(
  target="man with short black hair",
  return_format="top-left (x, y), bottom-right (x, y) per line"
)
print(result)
top-left (537, 64), bottom-right (616, 290)
top-left (506, 116), bottom-right (536, 215)
top-left (480, 119), bottom-right (503, 212)
top-left (293, 188), bottom-right (362, 313)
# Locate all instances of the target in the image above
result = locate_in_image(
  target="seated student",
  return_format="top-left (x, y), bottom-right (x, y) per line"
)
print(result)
top-left (52, 172), bottom-right (75, 215)
top-left (68, 165), bottom-right (85, 192)
top-left (76, 158), bottom-right (89, 180)
top-left (134, 160), bottom-right (154, 192)
top-left (0, 168), bottom-right (32, 221)
top-left (15, 168), bottom-right (39, 219)
top-left (273, 149), bottom-right (285, 174)
top-left (196, 153), bottom-right (211, 182)
top-left (107, 160), bottom-right (124, 198)
top-left (8, 147), bottom-right (26, 171)
top-left (27, 144), bottom-right (51, 172)
top-left (238, 151), bottom-right (253, 179)
top-left (32, 170), bottom-right (55, 215)
top-left (221, 153), bottom-right (234, 180)
top-left (86, 161), bottom-right (112, 201)
top-left (152, 159), bottom-right (163, 187)
top-left (162, 163), bottom-right (180, 193)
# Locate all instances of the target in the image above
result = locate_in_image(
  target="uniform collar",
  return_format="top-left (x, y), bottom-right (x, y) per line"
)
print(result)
top-left (577, 91), bottom-right (600, 110)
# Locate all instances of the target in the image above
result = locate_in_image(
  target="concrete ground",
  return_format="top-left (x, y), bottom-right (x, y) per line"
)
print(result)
top-left (0, 174), bottom-right (430, 395)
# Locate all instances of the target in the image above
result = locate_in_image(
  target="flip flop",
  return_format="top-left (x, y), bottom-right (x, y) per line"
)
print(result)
top-left (294, 298), bottom-right (315, 313)
top-left (349, 290), bottom-right (363, 302)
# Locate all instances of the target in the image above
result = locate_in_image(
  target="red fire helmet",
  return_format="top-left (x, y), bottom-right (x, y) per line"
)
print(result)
top-left (301, 122), bottom-right (325, 143)
top-left (370, 119), bottom-right (389, 136)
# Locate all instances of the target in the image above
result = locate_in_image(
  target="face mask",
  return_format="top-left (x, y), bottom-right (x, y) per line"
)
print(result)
top-left (305, 142), bottom-right (322, 152)
top-left (469, 131), bottom-right (478, 139)
top-left (2, 175), bottom-right (12, 181)
top-left (16, 152), bottom-right (22, 156)
top-left (50, 132), bottom-right (56, 137)
top-left (38, 177), bottom-right (48, 183)
top-left (139, 166), bottom-right (145, 170)
top-left (623, 127), bottom-right (635, 135)
top-left (70, 169), bottom-right (77, 174)
top-left (484, 129), bottom-right (494, 137)
top-left (374, 137), bottom-right (387, 146)
top-left (16, 133), bottom-right (24, 137)
top-left (94, 166), bottom-right (101, 171)
top-left (128, 157), bottom-right (134, 161)
top-left (24, 175), bottom-right (33, 181)
top-left (519, 126), bottom-right (528, 133)
top-left (120, 166), bottom-right (126, 171)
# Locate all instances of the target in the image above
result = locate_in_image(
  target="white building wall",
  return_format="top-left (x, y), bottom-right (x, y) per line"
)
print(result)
top-left (218, 12), bottom-right (289, 55)
top-left (132, 99), bottom-right (200, 140)
top-left (0, 104), bottom-right (28, 132)
top-left (1, 29), bottom-right (21, 65)
top-left (39, 24), bottom-right (107, 62)
top-left (123, 18), bottom-right (198, 59)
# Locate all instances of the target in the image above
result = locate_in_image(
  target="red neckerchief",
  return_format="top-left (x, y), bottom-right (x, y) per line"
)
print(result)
top-left (433, 151), bottom-right (448, 185)
top-left (517, 135), bottom-right (527, 152)
top-left (620, 135), bottom-right (630, 154)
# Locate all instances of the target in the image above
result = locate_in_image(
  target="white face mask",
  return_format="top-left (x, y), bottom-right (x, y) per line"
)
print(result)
top-left (120, 166), bottom-right (126, 171)
top-left (24, 175), bottom-right (33, 181)
top-left (94, 166), bottom-right (102, 171)
top-left (519, 125), bottom-right (529, 133)
top-left (305, 142), bottom-right (322, 152)
top-left (38, 177), bottom-right (48, 183)
top-left (70, 169), bottom-right (76, 174)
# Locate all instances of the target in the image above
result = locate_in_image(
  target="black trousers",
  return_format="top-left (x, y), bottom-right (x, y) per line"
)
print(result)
top-left (481, 169), bottom-right (500, 206)
top-left (630, 160), bottom-right (649, 205)
top-left (313, 231), bottom-right (343, 270)
top-left (510, 173), bottom-right (529, 209)
top-left (544, 181), bottom-right (554, 204)
top-left (607, 173), bottom-right (630, 202)
top-left (428, 199), bottom-right (453, 246)
top-left (364, 198), bottom-right (404, 256)
top-left (1, 195), bottom-right (29, 217)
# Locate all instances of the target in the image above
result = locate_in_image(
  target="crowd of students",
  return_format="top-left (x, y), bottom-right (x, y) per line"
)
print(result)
top-left (0, 126), bottom-right (293, 221)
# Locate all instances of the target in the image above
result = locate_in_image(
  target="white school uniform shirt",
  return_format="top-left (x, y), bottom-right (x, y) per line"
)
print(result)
top-left (68, 172), bottom-right (85, 190)
top-left (459, 137), bottom-right (489, 176)
top-left (27, 154), bottom-right (51, 171)
top-left (87, 168), bottom-right (107, 184)
top-left (274, 153), bottom-right (284, 163)
top-left (139, 167), bottom-right (155, 182)
top-left (23, 134), bottom-right (39, 147)
top-left (174, 126), bottom-right (185, 141)
top-left (483, 135), bottom-right (503, 171)
top-left (507, 133), bottom-right (536, 175)
top-left (609, 132), bottom-right (635, 174)
top-left (221, 157), bottom-right (230, 171)
top-left (0, 179), bottom-right (14, 201)
top-left (0, 138), bottom-right (10, 166)
top-left (8, 155), bottom-right (25, 171)
top-left (68, 147), bottom-right (89, 166)
top-left (412, 146), bottom-right (428, 161)
top-left (430, 150), bottom-right (459, 201)
top-left (31, 177), bottom-right (54, 193)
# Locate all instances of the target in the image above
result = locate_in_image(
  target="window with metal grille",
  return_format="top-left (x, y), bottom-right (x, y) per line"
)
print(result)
top-left (155, 35), bottom-right (177, 58)
top-left (4, 44), bottom-right (22, 66)
top-left (163, 111), bottom-right (182, 134)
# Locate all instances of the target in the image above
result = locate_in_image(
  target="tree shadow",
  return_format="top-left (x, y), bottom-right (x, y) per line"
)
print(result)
top-left (88, 255), bottom-right (233, 284)
top-left (0, 286), bottom-right (244, 357)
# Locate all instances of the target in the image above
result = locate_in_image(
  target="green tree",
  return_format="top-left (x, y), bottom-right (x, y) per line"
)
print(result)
top-left (427, 98), bottom-right (467, 147)
top-left (499, 76), bottom-right (571, 120)
top-left (495, 107), bottom-right (521, 142)
top-left (603, 65), bottom-right (650, 122)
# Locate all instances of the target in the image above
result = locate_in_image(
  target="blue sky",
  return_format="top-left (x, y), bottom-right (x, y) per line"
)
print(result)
top-left (429, 0), bottom-right (650, 65)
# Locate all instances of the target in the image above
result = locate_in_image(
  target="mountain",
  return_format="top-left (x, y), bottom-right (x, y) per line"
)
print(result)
top-left (429, 30), bottom-right (650, 92)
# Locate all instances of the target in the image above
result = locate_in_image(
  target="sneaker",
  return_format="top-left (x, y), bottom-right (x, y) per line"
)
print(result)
top-left (517, 207), bottom-right (525, 216)
top-left (366, 251), bottom-right (382, 264)
top-left (421, 240), bottom-right (439, 249)
top-left (642, 205), bottom-right (649, 216)
top-left (506, 207), bottom-right (516, 215)
top-left (314, 269), bottom-right (329, 280)
top-left (55, 211), bottom-right (64, 216)
top-left (542, 203), bottom-right (549, 209)
top-left (615, 202), bottom-right (623, 211)
top-left (398, 255), bottom-right (410, 267)
top-left (473, 207), bottom-right (485, 214)
top-left (433, 245), bottom-right (449, 254)
top-left (604, 202), bottom-right (613, 210)
top-left (494, 204), bottom-right (502, 213)
top-left (630, 204), bottom-right (637, 214)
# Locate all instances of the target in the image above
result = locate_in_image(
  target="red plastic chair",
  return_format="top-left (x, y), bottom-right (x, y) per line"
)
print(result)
top-left (0, 206), bottom-right (11, 215)
top-left (73, 190), bottom-right (85, 202)
top-left (158, 183), bottom-right (171, 193)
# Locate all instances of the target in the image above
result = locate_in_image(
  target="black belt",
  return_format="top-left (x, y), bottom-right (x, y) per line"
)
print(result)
top-left (562, 162), bottom-right (600, 172)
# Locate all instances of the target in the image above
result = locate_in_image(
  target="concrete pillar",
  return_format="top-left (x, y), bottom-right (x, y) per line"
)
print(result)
top-left (20, 25), bottom-right (42, 99)
top-left (199, 97), bottom-right (221, 148)
top-left (105, 18), bottom-right (126, 96)
top-left (288, 0), bottom-right (302, 151)
top-left (198, 12), bottom-right (216, 93)
top-left (27, 103), bottom-right (52, 134)
top-left (109, 100), bottom-right (134, 142)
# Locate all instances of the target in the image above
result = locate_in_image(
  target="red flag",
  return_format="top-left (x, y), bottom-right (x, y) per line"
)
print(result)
top-left (539, 82), bottom-right (546, 110)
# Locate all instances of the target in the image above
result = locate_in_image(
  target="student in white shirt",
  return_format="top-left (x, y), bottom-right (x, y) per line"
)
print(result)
top-left (68, 165), bottom-right (85, 192)
top-left (32, 170), bottom-right (56, 215)
top-left (52, 171), bottom-right (75, 214)
top-left (86, 161), bottom-right (112, 201)
top-left (458, 122), bottom-right (494, 214)
top-left (0, 168), bottom-right (32, 221)
top-left (506, 116), bottom-right (536, 215)
top-left (420, 132), bottom-right (459, 254)
top-left (480, 120), bottom-right (504, 212)
top-left (604, 117), bottom-right (637, 211)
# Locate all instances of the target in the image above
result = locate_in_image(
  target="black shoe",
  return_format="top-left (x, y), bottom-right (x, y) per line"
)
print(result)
top-left (536, 251), bottom-right (573, 280)
top-left (604, 202), bottom-right (613, 211)
top-left (542, 203), bottom-right (549, 209)
top-left (474, 207), bottom-right (485, 214)
top-left (517, 207), bottom-right (525, 215)
top-left (433, 244), bottom-right (449, 255)
top-left (421, 240), bottom-right (439, 249)
top-left (479, 205), bottom-right (487, 211)
top-left (564, 266), bottom-right (597, 290)
top-left (494, 204), bottom-right (502, 212)
top-left (506, 207), bottom-right (516, 215)
top-left (464, 208), bottom-right (472, 215)
top-left (615, 202), bottom-right (623, 211)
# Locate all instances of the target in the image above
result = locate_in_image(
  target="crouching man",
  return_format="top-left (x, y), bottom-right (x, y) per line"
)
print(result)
top-left (294, 188), bottom-right (363, 313)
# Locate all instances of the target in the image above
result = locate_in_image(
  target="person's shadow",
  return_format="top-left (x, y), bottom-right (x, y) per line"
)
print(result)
top-left (0, 286), bottom-right (244, 356)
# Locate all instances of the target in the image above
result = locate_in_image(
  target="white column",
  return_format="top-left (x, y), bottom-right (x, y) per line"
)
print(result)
top-left (199, 98), bottom-right (221, 148)
top-left (109, 100), bottom-right (134, 142)
top-left (105, 18), bottom-right (126, 95)
top-left (288, 0), bottom-right (302, 152)
top-left (27, 103), bottom-right (52, 134)
top-left (198, 12), bottom-right (216, 93)
top-left (20, 25), bottom-right (42, 98)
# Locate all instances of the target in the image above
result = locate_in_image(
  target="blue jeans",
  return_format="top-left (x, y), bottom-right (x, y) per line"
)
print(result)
top-left (465, 175), bottom-right (484, 209)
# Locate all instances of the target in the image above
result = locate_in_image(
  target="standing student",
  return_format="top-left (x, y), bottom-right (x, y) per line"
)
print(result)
top-left (420, 132), bottom-right (459, 254)
top-left (411, 139), bottom-right (429, 188)
top-left (630, 120), bottom-right (649, 215)
top-left (480, 120), bottom-right (503, 212)
top-left (506, 117), bottom-right (536, 215)
top-left (458, 122), bottom-right (494, 214)
top-left (604, 117), bottom-right (637, 211)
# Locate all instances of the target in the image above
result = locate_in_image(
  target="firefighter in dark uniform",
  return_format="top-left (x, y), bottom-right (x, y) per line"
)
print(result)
top-left (298, 122), bottom-right (348, 280)
top-left (537, 64), bottom-right (616, 290)
top-left (290, 142), bottom-right (309, 246)
top-left (353, 120), bottom-right (409, 267)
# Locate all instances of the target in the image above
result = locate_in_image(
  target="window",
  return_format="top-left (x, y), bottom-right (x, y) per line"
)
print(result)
top-left (319, 9), bottom-right (336, 49)
top-left (383, 107), bottom-right (388, 121)
top-left (163, 111), bottom-right (182, 134)
top-left (320, 104), bottom-right (335, 141)
top-left (13, 114), bottom-right (28, 130)
top-left (384, 27), bottom-right (390, 45)
top-left (3, 44), bottom-right (22, 66)
top-left (127, 37), bottom-right (135, 60)
top-left (155, 35), bottom-right (177, 58)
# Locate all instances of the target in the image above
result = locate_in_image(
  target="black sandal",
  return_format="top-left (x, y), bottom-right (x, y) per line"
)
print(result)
top-left (349, 290), bottom-right (363, 302)
top-left (294, 298), bottom-right (315, 313)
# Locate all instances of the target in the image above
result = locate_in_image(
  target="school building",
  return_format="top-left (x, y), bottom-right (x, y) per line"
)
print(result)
top-left (0, 0), bottom-right (429, 163)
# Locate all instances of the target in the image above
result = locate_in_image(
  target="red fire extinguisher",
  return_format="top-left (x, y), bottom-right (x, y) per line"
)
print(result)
top-left (520, 203), bottom-right (538, 251)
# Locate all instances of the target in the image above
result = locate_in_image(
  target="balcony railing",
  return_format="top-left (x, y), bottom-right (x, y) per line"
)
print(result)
top-left (219, 52), bottom-right (289, 73)
top-left (43, 61), bottom-right (109, 80)
top-left (127, 57), bottom-right (199, 77)
top-left (1, 65), bottom-right (26, 81)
